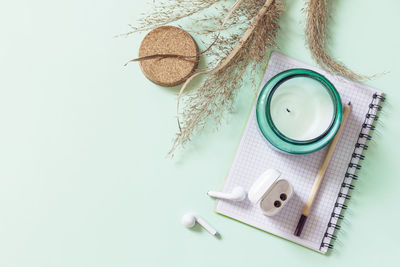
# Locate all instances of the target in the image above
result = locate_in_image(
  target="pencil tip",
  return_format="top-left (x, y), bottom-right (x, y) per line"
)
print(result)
top-left (294, 214), bottom-right (308, 237)
top-left (347, 101), bottom-right (352, 105)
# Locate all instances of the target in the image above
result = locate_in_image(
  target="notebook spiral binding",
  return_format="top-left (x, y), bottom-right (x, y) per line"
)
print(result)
top-left (319, 93), bottom-right (385, 251)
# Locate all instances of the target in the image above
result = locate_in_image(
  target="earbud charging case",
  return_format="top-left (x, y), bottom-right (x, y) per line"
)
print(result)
top-left (248, 169), bottom-right (293, 216)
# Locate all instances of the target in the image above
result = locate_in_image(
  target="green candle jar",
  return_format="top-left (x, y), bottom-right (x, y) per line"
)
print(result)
top-left (256, 69), bottom-right (343, 154)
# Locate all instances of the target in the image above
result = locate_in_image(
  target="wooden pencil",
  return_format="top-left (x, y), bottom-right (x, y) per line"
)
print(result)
top-left (294, 102), bottom-right (352, 237)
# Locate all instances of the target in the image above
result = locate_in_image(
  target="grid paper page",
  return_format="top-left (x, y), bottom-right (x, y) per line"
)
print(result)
top-left (215, 52), bottom-right (383, 253)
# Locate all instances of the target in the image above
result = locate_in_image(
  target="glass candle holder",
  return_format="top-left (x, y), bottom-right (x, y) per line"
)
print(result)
top-left (256, 69), bottom-right (343, 154)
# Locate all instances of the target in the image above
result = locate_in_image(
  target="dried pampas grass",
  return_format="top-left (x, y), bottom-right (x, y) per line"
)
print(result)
top-left (305, 0), bottom-right (369, 81)
top-left (122, 0), bottom-right (220, 36)
top-left (123, 0), bottom-right (376, 156)
top-left (170, 0), bottom-right (284, 155)
top-left (122, 0), bottom-right (284, 156)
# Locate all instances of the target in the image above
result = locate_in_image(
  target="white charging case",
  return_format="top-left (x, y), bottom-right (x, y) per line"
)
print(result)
top-left (248, 169), bottom-right (293, 216)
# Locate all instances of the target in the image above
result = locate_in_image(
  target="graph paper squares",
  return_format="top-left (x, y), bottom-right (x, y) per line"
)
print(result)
top-left (215, 52), bottom-right (383, 253)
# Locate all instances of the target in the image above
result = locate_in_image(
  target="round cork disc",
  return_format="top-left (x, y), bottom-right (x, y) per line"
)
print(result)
top-left (139, 26), bottom-right (199, 87)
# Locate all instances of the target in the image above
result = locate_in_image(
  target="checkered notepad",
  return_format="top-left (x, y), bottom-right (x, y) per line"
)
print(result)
top-left (215, 52), bottom-right (384, 253)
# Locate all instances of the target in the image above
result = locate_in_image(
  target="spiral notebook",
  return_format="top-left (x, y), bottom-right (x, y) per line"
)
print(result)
top-left (215, 52), bottom-right (384, 253)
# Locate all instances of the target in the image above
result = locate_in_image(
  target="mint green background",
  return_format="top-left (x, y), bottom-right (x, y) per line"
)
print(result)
top-left (0, 0), bottom-right (399, 266)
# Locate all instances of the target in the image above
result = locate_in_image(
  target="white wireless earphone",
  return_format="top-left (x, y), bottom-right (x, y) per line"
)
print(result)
top-left (207, 186), bottom-right (246, 201)
top-left (181, 213), bottom-right (218, 236)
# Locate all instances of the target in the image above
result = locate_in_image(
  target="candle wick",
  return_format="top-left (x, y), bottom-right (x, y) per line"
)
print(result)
top-left (286, 108), bottom-right (291, 113)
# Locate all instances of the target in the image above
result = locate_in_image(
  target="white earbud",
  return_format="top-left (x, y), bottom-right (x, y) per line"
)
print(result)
top-left (207, 186), bottom-right (246, 201)
top-left (181, 213), bottom-right (218, 236)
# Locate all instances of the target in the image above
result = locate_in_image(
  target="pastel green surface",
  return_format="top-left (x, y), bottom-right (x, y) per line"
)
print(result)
top-left (0, 0), bottom-right (399, 266)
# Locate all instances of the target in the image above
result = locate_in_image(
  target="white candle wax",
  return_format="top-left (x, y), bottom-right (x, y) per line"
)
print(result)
top-left (270, 77), bottom-right (335, 141)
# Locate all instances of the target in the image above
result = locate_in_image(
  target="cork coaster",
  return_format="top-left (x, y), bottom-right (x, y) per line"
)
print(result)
top-left (139, 26), bottom-right (199, 87)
